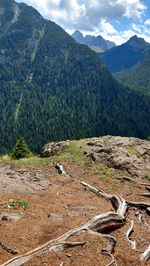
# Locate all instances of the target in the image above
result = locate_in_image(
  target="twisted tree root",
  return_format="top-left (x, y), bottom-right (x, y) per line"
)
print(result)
top-left (125, 220), bottom-right (136, 250)
top-left (2, 164), bottom-right (150, 265)
top-left (0, 241), bottom-right (18, 255)
top-left (141, 245), bottom-right (150, 262)
top-left (1, 183), bottom-right (127, 266)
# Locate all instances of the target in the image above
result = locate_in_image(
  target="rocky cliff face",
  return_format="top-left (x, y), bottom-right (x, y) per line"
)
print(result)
top-left (72, 30), bottom-right (116, 50)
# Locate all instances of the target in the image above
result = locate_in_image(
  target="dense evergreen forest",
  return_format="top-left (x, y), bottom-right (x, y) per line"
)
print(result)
top-left (0, 0), bottom-right (150, 154)
top-left (115, 51), bottom-right (150, 96)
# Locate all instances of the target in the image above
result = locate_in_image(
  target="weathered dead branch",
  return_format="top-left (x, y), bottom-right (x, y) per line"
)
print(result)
top-left (139, 193), bottom-right (150, 198)
top-left (106, 252), bottom-right (117, 266)
top-left (145, 186), bottom-right (150, 191)
top-left (127, 201), bottom-right (150, 209)
top-left (140, 183), bottom-right (150, 187)
top-left (117, 176), bottom-right (134, 182)
top-left (55, 163), bottom-right (66, 175)
top-left (146, 207), bottom-right (150, 216)
top-left (140, 245), bottom-right (150, 262)
top-left (0, 241), bottom-right (18, 255)
top-left (126, 220), bottom-right (136, 250)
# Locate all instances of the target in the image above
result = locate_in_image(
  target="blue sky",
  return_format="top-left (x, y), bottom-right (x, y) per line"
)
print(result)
top-left (16, 0), bottom-right (150, 45)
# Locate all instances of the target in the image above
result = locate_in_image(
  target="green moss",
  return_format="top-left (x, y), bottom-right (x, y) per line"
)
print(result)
top-left (145, 173), bottom-right (150, 181)
top-left (127, 147), bottom-right (140, 156)
top-left (4, 140), bottom-right (90, 167)
top-left (50, 140), bottom-right (90, 165)
top-left (94, 163), bottom-right (114, 181)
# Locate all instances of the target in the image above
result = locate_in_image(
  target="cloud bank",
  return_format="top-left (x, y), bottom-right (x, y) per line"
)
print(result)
top-left (17, 0), bottom-right (150, 44)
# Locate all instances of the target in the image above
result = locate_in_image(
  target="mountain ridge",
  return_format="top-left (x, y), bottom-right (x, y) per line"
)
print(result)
top-left (0, 0), bottom-right (150, 154)
top-left (72, 30), bottom-right (116, 52)
top-left (100, 35), bottom-right (150, 73)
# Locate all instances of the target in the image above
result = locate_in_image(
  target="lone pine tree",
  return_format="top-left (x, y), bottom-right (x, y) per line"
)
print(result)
top-left (11, 137), bottom-right (32, 160)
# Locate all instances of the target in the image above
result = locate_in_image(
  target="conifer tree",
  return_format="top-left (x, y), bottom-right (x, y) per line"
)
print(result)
top-left (11, 137), bottom-right (32, 159)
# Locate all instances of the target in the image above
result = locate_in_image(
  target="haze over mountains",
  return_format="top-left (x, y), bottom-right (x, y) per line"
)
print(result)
top-left (0, 0), bottom-right (150, 154)
top-left (72, 30), bottom-right (116, 52)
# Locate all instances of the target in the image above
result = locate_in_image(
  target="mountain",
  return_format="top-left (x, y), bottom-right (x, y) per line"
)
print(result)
top-left (115, 51), bottom-right (150, 96)
top-left (100, 35), bottom-right (150, 73)
top-left (72, 30), bottom-right (116, 52)
top-left (0, 0), bottom-right (150, 154)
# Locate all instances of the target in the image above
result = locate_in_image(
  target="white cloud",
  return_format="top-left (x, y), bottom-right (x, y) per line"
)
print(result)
top-left (99, 19), bottom-right (118, 35)
top-left (87, 20), bottom-right (150, 45)
top-left (144, 19), bottom-right (150, 25)
top-left (16, 0), bottom-right (148, 45)
top-left (17, 0), bottom-right (146, 28)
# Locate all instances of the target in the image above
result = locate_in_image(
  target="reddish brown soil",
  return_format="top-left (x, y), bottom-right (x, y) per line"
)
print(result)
top-left (0, 161), bottom-right (149, 266)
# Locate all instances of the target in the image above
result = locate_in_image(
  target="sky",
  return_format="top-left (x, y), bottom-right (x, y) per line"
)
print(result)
top-left (16, 0), bottom-right (150, 45)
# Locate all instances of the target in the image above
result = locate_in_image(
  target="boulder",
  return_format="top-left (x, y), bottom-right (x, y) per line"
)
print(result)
top-left (41, 141), bottom-right (70, 157)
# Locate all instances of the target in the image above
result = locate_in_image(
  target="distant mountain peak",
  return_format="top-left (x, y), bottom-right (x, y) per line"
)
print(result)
top-left (129, 35), bottom-right (142, 40)
top-left (127, 35), bottom-right (148, 48)
top-left (72, 30), bottom-right (116, 51)
top-left (72, 30), bottom-right (84, 43)
top-left (73, 30), bottom-right (83, 37)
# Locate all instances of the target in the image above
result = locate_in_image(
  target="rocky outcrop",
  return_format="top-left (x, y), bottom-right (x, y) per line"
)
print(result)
top-left (41, 141), bottom-right (70, 157)
top-left (85, 136), bottom-right (150, 177)
top-left (0, 164), bottom-right (50, 194)
top-left (42, 136), bottom-right (150, 178)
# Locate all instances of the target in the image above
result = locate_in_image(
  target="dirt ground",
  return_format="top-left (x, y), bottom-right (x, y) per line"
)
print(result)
top-left (0, 159), bottom-right (150, 266)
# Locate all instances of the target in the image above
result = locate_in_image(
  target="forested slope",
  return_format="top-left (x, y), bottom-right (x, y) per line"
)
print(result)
top-left (115, 51), bottom-right (150, 96)
top-left (0, 0), bottom-right (150, 154)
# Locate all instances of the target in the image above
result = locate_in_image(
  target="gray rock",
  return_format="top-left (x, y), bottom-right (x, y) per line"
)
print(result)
top-left (85, 136), bottom-right (150, 177)
top-left (0, 212), bottom-right (24, 222)
top-left (41, 141), bottom-right (70, 157)
top-left (49, 213), bottom-right (64, 224)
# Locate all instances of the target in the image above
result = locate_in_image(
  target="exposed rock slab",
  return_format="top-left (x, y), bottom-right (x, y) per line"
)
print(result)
top-left (85, 136), bottom-right (150, 177)
top-left (0, 164), bottom-right (50, 194)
